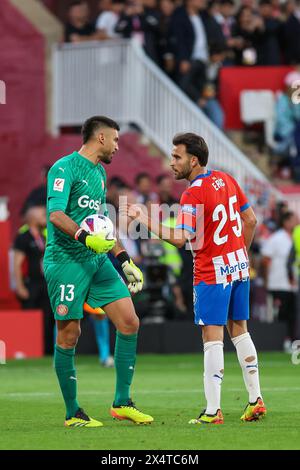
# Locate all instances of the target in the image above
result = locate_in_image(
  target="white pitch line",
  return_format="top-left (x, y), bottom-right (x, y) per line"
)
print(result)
top-left (1, 387), bottom-right (300, 398)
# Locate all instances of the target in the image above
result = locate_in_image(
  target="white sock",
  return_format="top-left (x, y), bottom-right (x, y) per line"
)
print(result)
top-left (232, 332), bottom-right (262, 403)
top-left (203, 341), bottom-right (224, 415)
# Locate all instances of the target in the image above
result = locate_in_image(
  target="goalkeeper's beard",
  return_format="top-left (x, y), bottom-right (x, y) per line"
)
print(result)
top-left (101, 151), bottom-right (114, 164)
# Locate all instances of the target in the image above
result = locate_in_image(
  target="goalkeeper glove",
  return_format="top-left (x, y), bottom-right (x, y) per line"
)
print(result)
top-left (83, 302), bottom-right (106, 316)
top-left (116, 251), bottom-right (144, 294)
top-left (75, 229), bottom-right (116, 254)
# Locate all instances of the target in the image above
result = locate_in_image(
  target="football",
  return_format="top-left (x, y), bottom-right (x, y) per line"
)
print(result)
top-left (80, 214), bottom-right (115, 240)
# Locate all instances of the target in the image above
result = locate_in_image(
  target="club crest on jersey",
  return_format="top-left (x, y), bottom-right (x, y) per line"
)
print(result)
top-left (53, 178), bottom-right (65, 192)
top-left (56, 304), bottom-right (68, 316)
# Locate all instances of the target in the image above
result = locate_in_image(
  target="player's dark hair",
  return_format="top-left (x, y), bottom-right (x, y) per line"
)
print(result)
top-left (172, 133), bottom-right (209, 166)
top-left (135, 172), bottom-right (151, 185)
top-left (81, 116), bottom-right (120, 144)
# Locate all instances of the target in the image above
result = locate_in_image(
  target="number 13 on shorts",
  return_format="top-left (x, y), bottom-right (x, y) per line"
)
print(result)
top-left (59, 284), bottom-right (75, 302)
top-left (44, 262), bottom-right (94, 320)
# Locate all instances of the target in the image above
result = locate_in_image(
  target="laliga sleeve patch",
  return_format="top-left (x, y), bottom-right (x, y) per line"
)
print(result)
top-left (53, 178), bottom-right (65, 192)
top-left (182, 205), bottom-right (197, 215)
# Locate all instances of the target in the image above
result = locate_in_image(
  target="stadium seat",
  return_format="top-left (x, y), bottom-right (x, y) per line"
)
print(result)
top-left (240, 90), bottom-right (276, 148)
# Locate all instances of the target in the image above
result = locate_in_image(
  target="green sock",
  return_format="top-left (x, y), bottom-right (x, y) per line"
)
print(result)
top-left (54, 345), bottom-right (80, 419)
top-left (114, 331), bottom-right (137, 406)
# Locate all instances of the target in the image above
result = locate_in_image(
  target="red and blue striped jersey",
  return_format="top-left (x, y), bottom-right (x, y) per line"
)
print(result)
top-left (176, 170), bottom-right (250, 286)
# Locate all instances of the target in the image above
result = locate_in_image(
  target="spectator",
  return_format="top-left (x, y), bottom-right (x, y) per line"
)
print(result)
top-left (115, 0), bottom-right (161, 63)
top-left (115, 0), bottom-right (145, 41)
top-left (206, 0), bottom-right (227, 46)
top-left (90, 314), bottom-right (114, 367)
top-left (232, 6), bottom-right (264, 65)
top-left (13, 205), bottom-right (54, 355)
top-left (169, 0), bottom-right (209, 97)
top-left (84, 306), bottom-right (114, 368)
top-left (178, 246), bottom-right (194, 315)
top-left (156, 174), bottom-right (177, 222)
top-left (21, 164), bottom-right (50, 216)
top-left (216, 0), bottom-right (235, 40)
top-left (263, 200), bottom-right (290, 233)
top-left (143, 0), bottom-right (162, 63)
top-left (199, 42), bottom-right (226, 128)
top-left (208, 0), bottom-right (221, 17)
top-left (215, 0), bottom-right (243, 64)
top-left (283, 0), bottom-right (298, 18)
top-left (65, 1), bottom-right (99, 43)
top-left (168, 0), bottom-right (226, 126)
top-left (271, 0), bottom-right (282, 19)
top-left (118, 186), bottom-right (143, 264)
top-left (289, 220), bottom-right (300, 339)
top-left (98, 0), bottom-right (114, 15)
top-left (283, 0), bottom-right (300, 64)
top-left (273, 70), bottom-right (300, 179)
top-left (256, 0), bottom-right (282, 65)
top-left (241, 0), bottom-right (259, 13)
top-left (95, 0), bottom-right (124, 38)
top-left (134, 172), bottom-right (158, 204)
top-left (261, 211), bottom-right (298, 352)
top-left (159, 211), bottom-right (188, 318)
top-left (156, 174), bottom-right (177, 205)
top-left (106, 176), bottom-right (127, 209)
top-left (158, 0), bottom-right (176, 76)
top-left (175, 39), bottom-right (226, 128)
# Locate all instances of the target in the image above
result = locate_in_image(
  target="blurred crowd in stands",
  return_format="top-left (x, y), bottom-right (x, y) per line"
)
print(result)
top-left (12, 165), bottom-right (300, 353)
top-left (273, 69), bottom-right (300, 181)
top-left (48, 0), bottom-right (300, 178)
top-left (58, 0), bottom-right (300, 130)
top-left (62, 0), bottom-right (300, 67)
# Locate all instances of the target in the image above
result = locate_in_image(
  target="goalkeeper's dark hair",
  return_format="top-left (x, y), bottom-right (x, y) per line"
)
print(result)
top-left (82, 116), bottom-right (120, 144)
top-left (172, 133), bottom-right (209, 166)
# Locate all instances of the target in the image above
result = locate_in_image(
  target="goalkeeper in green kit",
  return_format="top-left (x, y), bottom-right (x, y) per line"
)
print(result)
top-left (44, 116), bottom-right (153, 427)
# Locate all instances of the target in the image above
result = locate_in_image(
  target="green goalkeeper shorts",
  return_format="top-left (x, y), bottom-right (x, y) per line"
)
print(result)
top-left (44, 256), bottom-right (130, 320)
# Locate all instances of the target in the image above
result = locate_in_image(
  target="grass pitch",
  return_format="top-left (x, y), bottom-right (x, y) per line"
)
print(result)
top-left (0, 352), bottom-right (299, 450)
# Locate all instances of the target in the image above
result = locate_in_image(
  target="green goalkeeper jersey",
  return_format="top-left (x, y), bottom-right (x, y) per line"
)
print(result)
top-left (44, 151), bottom-right (108, 264)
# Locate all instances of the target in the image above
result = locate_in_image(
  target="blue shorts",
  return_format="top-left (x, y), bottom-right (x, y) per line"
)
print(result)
top-left (193, 279), bottom-right (250, 326)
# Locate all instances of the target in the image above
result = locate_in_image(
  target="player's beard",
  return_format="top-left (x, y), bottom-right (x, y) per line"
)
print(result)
top-left (101, 151), bottom-right (114, 164)
top-left (174, 162), bottom-right (192, 180)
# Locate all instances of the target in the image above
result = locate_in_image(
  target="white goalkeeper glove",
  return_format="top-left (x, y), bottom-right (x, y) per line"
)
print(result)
top-left (116, 251), bottom-right (144, 294)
